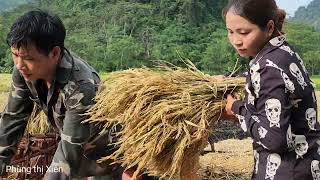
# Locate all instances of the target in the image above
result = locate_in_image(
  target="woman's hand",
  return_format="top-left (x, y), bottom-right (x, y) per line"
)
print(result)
top-left (225, 95), bottom-right (236, 116)
top-left (220, 95), bottom-right (238, 122)
top-left (211, 75), bottom-right (225, 82)
top-left (205, 74), bottom-right (225, 82)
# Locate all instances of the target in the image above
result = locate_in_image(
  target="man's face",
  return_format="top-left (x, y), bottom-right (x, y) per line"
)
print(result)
top-left (11, 45), bottom-right (59, 82)
top-left (225, 10), bottom-right (271, 58)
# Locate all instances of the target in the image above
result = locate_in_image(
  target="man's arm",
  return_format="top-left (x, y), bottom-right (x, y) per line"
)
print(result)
top-left (0, 67), bottom-right (33, 175)
top-left (44, 82), bottom-right (108, 179)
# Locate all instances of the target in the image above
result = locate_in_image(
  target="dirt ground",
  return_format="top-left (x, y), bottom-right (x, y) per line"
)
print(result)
top-left (199, 138), bottom-right (253, 180)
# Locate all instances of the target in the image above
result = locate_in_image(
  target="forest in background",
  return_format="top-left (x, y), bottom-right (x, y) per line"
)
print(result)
top-left (291, 0), bottom-right (320, 31)
top-left (0, 0), bottom-right (320, 75)
top-left (0, 0), bottom-right (31, 12)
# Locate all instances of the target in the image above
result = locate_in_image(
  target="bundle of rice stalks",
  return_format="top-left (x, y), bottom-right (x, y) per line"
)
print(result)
top-left (85, 62), bottom-right (245, 179)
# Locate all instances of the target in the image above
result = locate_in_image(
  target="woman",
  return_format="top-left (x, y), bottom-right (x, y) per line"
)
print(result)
top-left (223, 0), bottom-right (320, 179)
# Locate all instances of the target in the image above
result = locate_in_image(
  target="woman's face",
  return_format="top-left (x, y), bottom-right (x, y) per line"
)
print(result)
top-left (225, 10), bottom-right (272, 58)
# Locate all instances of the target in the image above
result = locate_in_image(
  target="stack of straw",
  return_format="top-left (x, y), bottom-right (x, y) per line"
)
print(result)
top-left (85, 62), bottom-right (245, 180)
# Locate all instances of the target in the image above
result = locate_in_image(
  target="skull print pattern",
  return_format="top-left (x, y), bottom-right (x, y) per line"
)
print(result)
top-left (235, 114), bottom-right (247, 132)
top-left (265, 153), bottom-right (281, 180)
top-left (265, 59), bottom-right (295, 93)
top-left (245, 83), bottom-right (255, 105)
top-left (250, 63), bottom-right (261, 98)
top-left (311, 160), bottom-right (320, 180)
top-left (286, 124), bottom-right (294, 151)
top-left (290, 63), bottom-right (308, 90)
top-left (265, 99), bottom-right (281, 128)
top-left (295, 53), bottom-right (308, 74)
top-left (293, 134), bottom-right (309, 158)
top-left (279, 45), bottom-right (295, 56)
top-left (258, 126), bottom-right (268, 139)
top-left (254, 150), bottom-right (259, 174)
top-left (305, 108), bottom-right (317, 130)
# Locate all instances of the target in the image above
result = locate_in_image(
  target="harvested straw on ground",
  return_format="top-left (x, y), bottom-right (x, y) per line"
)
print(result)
top-left (6, 106), bottom-right (57, 179)
top-left (85, 62), bottom-right (245, 180)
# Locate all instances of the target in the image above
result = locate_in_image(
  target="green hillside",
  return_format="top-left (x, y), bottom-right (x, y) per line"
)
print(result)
top-left (291, 0), bottom-right (320, 31)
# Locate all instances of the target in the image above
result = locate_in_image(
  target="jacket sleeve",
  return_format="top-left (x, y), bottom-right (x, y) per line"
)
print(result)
top-left (231, 64), bottom-right (291, 154)
top-left (0, 68), bottom-right (33, 175)
top-left (44, 82), bottom-right (107, 179)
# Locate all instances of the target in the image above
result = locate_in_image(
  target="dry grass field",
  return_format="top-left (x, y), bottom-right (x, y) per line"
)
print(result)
top-left (0, 74), bottom-right (11, 110)
top-left (0, 92), bottom-right (8, 110)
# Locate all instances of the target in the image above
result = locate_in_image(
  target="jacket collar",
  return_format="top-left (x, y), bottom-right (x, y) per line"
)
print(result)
top-left (269, 34), bottom-right (286, 47)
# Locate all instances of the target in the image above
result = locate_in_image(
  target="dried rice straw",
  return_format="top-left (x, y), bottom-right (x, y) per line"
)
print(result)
top-left (26, 106), bottom-right (54, 135)
top-left (85, 62), bottom-right (245, 179)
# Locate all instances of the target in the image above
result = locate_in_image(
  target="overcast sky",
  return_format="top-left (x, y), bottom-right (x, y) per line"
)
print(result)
top-left (275, 0), bottom-right (313, 16)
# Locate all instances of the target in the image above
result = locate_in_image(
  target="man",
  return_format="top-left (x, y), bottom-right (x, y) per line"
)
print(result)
top-left (0, 10), bottom-right (121, 179)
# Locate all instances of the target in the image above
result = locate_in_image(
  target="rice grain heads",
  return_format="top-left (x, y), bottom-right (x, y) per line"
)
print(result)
top-left (85, 64), bottom-right (245, 180)
top-left (26, 106), bottom-right (54, 135)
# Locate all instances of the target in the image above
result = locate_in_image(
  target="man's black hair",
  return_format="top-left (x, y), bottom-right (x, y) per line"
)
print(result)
top-left (6, 9), bottom-right (66, 57)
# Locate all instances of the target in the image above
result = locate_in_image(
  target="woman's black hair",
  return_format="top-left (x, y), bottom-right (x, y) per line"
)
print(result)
top-left (222, 0), bottom-right (286, 32)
